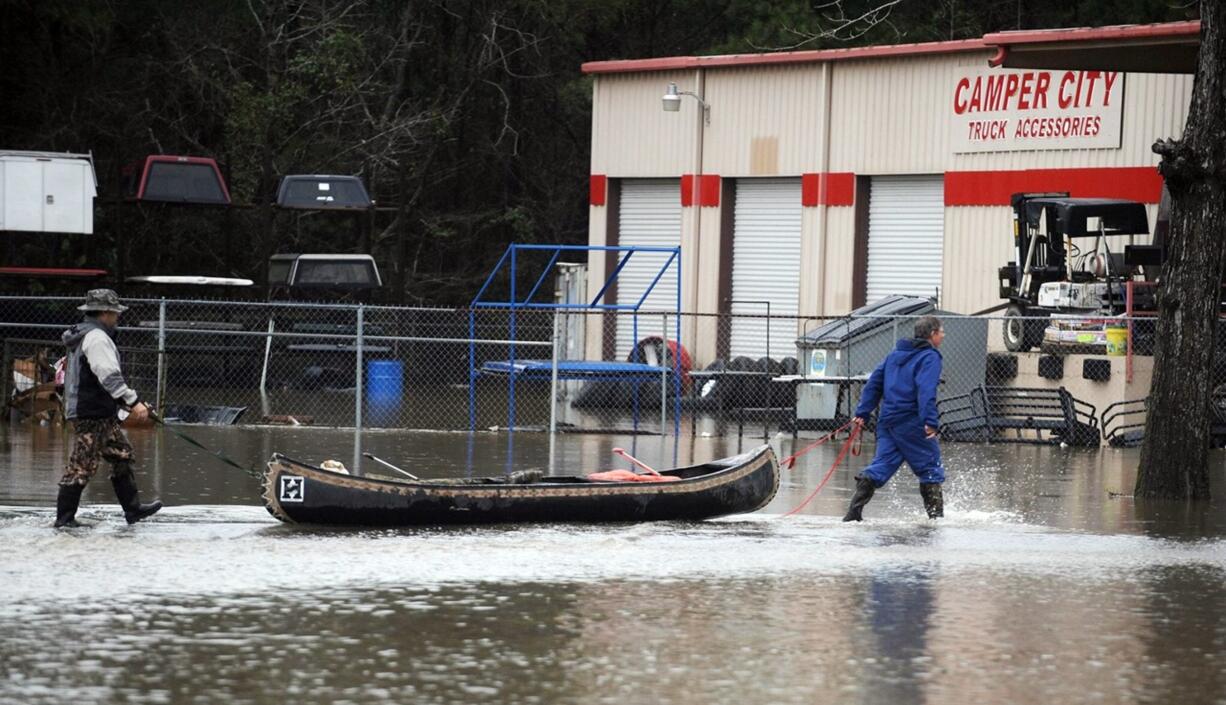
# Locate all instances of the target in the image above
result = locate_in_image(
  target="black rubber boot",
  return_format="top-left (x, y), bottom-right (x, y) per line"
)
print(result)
top-left (842, 476), bottom-right (877, 522)
top-left (110, 464), bottom-right (162, 525)
top-left (54, 483), bottom-right (86, 528)
top-left (920, 483), bottom-right (944, 519)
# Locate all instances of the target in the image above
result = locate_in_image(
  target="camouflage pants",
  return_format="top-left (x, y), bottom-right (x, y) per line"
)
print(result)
top-left (59, 418), bottom-right (134, 487)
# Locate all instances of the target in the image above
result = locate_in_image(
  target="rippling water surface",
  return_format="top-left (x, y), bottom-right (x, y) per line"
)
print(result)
top-left (2, 424), bottom-right (1225, 705)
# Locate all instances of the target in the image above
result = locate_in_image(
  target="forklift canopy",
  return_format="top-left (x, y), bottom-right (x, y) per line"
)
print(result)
top-left (1020, 197), bottom-right (1150, 237)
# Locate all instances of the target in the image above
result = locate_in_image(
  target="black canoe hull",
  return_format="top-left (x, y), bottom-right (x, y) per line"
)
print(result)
top-left (262, 445), bottom-right (779, 526)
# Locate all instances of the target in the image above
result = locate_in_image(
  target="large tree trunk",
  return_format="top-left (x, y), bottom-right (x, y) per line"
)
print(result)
top-left (1136, 2), bottom-right (1226, 500)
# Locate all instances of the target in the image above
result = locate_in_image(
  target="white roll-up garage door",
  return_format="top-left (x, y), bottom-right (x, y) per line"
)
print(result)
top-left (729, 178), bottom-right (802, 360)
top-left (615, 179), bottom-right (681, 357)
top-left (866, 175), bottom-right (945, 304)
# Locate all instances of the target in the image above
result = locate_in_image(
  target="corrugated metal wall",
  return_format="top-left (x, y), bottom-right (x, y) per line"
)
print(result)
top-left (829, 54), bottom-right (964, 174)
top-left (942, 206), bottom-right (1015, 313)
top-left (584, 203), bottom-right (608, 361)
top-left (829, 52), bottom-right (1194, 174)
top-left (949, 63), bottom-right (1193, 171)
top-left (590, 71), bottom-right (698, 176)
top-left (702, 65), bottom-right (824, 176)
top-left (821, 208), bottom-right (857, 314)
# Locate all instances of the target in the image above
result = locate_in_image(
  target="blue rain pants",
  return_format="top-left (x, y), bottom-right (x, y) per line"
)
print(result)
top-left (860, 418), bottom-right (945, 487)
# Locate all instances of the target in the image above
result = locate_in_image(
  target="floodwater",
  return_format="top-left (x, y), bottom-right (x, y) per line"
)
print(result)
top-left (2, 423), bottom-right (1226, 705)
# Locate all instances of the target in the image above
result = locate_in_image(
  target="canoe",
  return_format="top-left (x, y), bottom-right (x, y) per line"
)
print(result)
top-left (262, 445), bottom-right (779, 526)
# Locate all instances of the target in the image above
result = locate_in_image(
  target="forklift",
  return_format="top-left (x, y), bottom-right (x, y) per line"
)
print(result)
top-left (998, 192), bottom-right (1158, 352)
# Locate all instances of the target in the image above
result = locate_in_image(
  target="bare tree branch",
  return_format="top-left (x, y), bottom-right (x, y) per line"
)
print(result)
top-left (750, 0), bottom-right (904, 51)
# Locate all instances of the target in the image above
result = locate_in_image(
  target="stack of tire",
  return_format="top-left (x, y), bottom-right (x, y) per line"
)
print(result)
top-left (693, 356), bottom-right (797, 410)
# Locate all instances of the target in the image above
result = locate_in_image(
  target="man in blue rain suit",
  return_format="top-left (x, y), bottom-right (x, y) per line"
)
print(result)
top-left (844, 315), bottom-right (945, 521)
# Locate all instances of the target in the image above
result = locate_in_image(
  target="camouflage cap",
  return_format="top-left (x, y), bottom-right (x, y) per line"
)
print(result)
top-left (78, 288), bottom-right (129, 313)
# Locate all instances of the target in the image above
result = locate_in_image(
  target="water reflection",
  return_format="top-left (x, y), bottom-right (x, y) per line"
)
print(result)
top-left (1137, 565), bottom-right (1226, 700)
top-left (863, 566), bottom-right (935, 705)
top-left (1134, 497), bottom-right (1226, 539)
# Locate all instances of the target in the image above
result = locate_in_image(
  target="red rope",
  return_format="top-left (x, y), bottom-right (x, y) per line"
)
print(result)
top-left (780, 420), bottom-right (855, 470)
top-left (783, 425), bottom-right (863, 517)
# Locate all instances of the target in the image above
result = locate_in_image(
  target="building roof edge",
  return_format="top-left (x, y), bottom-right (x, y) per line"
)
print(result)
top-left (581, 21), bottom-right (1200, 75)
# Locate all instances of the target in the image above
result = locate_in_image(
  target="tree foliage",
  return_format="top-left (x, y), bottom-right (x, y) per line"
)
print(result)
top-left (0, 0), bottom-right (1195, 303)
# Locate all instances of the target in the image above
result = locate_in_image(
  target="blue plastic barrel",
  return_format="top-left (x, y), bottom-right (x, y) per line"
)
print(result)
top-left (366, 360), bottom-right (404, 403)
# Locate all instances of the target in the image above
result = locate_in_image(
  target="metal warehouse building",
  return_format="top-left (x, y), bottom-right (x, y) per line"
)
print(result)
top-left (581, 21), bottom-right (1198, 365)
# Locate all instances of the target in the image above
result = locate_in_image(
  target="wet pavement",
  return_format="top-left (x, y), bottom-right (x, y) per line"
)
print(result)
top-left (2, 423), bottom-right (1225, 705)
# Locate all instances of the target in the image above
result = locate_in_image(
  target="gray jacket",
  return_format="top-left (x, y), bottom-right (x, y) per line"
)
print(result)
top-left (63, 321), bottom-right (138, 420)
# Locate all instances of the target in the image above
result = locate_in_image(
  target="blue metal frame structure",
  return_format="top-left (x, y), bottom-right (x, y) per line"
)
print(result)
top-left (468, 243), bottom-right (683, 436)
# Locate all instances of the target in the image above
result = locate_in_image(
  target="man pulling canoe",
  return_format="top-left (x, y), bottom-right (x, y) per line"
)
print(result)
top-left (54, 289), bottom-right (162, 528)
top-left (844, 315), bottom-right (946, 521)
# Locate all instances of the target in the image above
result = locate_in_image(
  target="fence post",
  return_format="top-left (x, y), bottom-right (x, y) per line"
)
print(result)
top-left (155, 299), bottom-right (167, 413)
top-left (1126, 280), bottom-right (1134, 383)
top-left (548, 308), bottom-right (560, 473)
top-left (1, 340), bottom-right (10, 409)
top-left (354, 304), bottom-right (364, 476)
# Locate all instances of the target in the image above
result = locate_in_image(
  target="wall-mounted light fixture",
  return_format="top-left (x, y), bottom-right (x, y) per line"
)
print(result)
top-left (662, 82), bottom-right (710, 124)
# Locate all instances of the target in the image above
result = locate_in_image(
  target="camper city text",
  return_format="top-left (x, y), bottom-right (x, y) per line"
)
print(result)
top-left (951, 70), bottom-right (1125, 153)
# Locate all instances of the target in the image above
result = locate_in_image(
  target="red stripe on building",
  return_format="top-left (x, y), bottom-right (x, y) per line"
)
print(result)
top-left (681, 174), bottom-right (720, 207)
top-left (700, 174), bottom-right (720, 206)
top-left (589, 174), bottom-right (607, 206)
top-left (802, 172), bottom-right (855, 206)
top-left (824, 173), bottom-right (855, 206)
top-left (945, 167), bottom-right (1162, 206)
top-left (801, 173), bottom-right (819, 206)
top-left (680, 175), bottom-right (695, 206)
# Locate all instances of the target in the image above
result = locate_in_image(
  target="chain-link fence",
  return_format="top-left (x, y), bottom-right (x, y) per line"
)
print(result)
top-left (0, 295), bottom-right (1189, 450)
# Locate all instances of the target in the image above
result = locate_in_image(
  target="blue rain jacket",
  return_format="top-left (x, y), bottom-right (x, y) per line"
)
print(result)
top-left (854, 338), bottom-right (942, 430)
